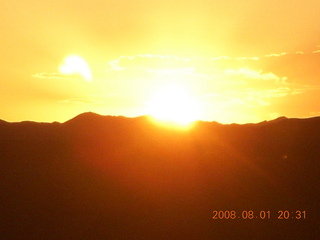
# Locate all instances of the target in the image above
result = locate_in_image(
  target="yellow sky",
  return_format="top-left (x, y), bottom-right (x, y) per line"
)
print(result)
top-left (1, 0), bottom-right (320, 123)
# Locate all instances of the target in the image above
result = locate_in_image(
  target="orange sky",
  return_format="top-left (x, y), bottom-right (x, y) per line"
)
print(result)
top-left (1, 0), bottom-right (320, 123)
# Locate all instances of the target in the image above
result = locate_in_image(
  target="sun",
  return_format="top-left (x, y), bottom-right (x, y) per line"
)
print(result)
top-left (59, 55), bottom-right (92, 81)
top-left (148, 85), bottom-right (200, 127)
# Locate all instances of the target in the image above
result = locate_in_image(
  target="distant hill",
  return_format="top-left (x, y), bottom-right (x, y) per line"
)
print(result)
top-left (0, 113), bottom-right (319, 239)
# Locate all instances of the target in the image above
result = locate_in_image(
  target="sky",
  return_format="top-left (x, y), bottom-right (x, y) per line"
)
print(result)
top-left (1, 0), bottom-right (320, 124)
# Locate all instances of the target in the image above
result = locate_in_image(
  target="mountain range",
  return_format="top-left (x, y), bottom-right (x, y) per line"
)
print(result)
top-left (0, 112), bottom-right (319, 239)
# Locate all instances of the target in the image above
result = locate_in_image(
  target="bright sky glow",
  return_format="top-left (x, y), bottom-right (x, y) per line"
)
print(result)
top-left (1, 0), bottom-right (320, 124)
top-left (59, 56), bottom-right (92, 81)
top-left (148, 85), bottom-right (200, 126)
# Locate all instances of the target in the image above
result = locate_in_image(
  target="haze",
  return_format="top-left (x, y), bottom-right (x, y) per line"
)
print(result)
top-left (1, 0), bottom-right (320, 123)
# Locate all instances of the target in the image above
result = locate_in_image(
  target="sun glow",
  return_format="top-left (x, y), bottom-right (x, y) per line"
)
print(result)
top-left (148, 85), bottom-right (200, 127)
top-left (59, 55), bottom-right (92, 81)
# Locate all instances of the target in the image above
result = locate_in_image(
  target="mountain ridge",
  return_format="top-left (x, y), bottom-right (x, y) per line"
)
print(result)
top-left (1, 111), bottom-right (320, 127)
top-left (0, 112), bottom-right (319, 239)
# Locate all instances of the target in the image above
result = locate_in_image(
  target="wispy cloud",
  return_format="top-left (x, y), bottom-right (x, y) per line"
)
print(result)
top-left (32, 49), bottom-right (320, 123)
top-left (224, 68), bottom-right (284, 82)
top-left (32, 72), bottom-right (65, 79)
top-left (264, 52), bottom-right (287, 57)
top-left (32, 72), bottom-right (84, 81)
top-left (203, 86), bottom-right (303, 109)
top-left (59, 94), bottom-right (122, 106)
top-left (59, 97), bottom-right (106, 106)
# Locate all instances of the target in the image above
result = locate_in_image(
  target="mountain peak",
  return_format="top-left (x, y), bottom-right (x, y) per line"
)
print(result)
top-left (64, 112), bottom-right (102, 123)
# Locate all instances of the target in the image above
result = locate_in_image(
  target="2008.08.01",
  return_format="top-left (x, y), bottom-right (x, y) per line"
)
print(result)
top-left (212, 210), bottom-right (306, 220)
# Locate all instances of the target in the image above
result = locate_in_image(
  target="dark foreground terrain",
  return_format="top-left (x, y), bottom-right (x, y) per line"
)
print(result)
top-left (0, 112), bottom-right (319, 239)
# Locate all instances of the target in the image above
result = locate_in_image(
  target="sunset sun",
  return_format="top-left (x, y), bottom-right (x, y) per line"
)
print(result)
top-left (148, 85), bottom-right (200, 126)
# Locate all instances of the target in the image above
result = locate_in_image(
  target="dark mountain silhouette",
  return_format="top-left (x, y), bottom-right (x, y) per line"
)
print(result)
top-left (0, 113), bottom-right (319, 239)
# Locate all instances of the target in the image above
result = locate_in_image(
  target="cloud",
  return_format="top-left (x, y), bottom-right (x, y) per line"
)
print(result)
top-left (59, 97), bottom-right (105, 106)
top-left (264, 52), bottom-right (287, 57)
top-left (59, 56), bottom-right (92, 82)
top-left (33, 56), bottom-right (92, 82)
top-left (36, 51), bottom-right (319, 96)
top-left (32, 72), bottom-right (65, 79)
top-left (203, 85), bottom-right (307, 113)
top-left (109, 54), bottom-right (193, 71)
top-left (105, 51), bottom-right (319, 103)
top-left (224, 68), bottom-right (284, 81)
top-left (58, 94), bottom-right (121, 107)
top-left (309, 111), bottom-right (320, 116)
top-left (32, 49), bottom-right (320, 123)
top-left (106, 53), bottom-right (290, 83)
top-left (259, 50), bottom-right (320, 85)
top-left (32, 72), bottom-right (84, 81)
